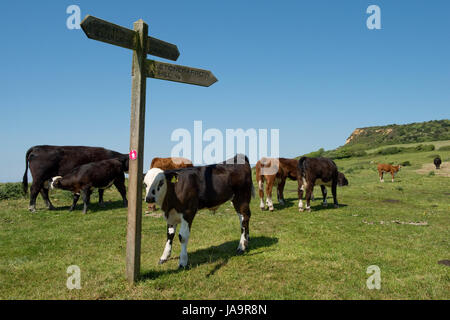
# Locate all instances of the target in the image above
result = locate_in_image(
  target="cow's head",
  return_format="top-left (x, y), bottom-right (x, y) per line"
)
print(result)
top-left (144, 168), bottom-right (167, 206)
top-left (50, 176), bottom-right (63, 190)
top-left (338, 172), bottom-right (349, 186)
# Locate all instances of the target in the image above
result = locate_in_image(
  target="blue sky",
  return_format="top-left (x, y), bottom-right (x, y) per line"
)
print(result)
top-left (1, 0), bottom-right (449, 182)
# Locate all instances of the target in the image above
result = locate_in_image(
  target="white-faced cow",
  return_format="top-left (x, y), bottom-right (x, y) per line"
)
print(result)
top-left (50, 158), bottom-right (128, 214)
top-left (144, 154), bottom-right (254, 269)
top-left (255, 157), bottom-right (298, 211)
top-left (23, 145), bottom-right (128, 212)
top-left (297, 157), bottom-right (342, 212)
top-left (147, 157), bottom-right (193, 212)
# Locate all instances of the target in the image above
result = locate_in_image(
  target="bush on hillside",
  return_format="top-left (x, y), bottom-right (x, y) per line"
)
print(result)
top-left (0, 183), bottom-right (25, 200)
top-left (438, 145), bottom-right (450, 151)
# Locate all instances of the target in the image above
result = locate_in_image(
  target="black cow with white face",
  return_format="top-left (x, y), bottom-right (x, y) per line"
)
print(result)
top-left (144, 154), bottom-right (254, 269)
top-left (23, 145), bottom-right (128, 212)
top-left (50, 158), bottom-right (128, 214)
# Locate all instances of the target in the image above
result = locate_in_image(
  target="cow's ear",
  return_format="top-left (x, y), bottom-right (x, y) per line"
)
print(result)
top-left (165, 172), bottom-right (179, 184)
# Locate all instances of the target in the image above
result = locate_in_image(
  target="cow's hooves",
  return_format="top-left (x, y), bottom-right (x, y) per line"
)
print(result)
top-left (299, 208), bottom-right (304, 212)
top-left (306, 208), bottom-right (311, 212)
top-left (48, 206), bottom-right (56, 211)
top-left (269, 208), bottom-right (274, 212)
top-left (158, 259), bottom-right (167, 265)
top-left (236, 249), bottom-right (245, 255)
top-left (178, 265), bottom-right (189, 270)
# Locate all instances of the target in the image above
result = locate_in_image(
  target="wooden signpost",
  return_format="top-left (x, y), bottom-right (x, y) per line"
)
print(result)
top-left (80, 15), bottom-right (217, 284)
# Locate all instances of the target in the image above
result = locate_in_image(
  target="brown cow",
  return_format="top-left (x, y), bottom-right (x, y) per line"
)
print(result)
top-left (146, 157), bottom-right (193, 212)
top-left (255, 157), bottom-right (298, 211)
top-left (377, 163), bottom-right (401, 182)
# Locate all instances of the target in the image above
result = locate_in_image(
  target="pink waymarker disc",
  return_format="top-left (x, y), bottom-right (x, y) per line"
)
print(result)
top-left (129, 150), bottom-right (137, 160)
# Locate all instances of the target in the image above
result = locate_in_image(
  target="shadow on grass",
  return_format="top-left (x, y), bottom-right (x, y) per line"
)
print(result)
top-left (272, 197), bottom-right (347, 211)
top-left (45, 200), bottom-right (126, 213)
top-left (140, 236), bottom-right (278, 281)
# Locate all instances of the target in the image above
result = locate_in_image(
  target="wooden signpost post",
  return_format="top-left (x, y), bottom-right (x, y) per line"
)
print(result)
top-left (80, 15), bottom-right (217, 284)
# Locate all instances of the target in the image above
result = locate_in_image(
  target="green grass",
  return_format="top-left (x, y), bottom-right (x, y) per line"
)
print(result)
top-left (1, 149), bottom-right (449, 299)
top-left (367, 140), bottom-right (450, 154)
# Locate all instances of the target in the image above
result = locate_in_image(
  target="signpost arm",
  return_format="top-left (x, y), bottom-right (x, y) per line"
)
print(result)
top-left (126, 19), bottom-right (148, 284)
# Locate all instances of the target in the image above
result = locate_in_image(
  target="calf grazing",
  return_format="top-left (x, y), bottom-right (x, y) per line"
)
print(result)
top-left (434, 157), bottom-right (442, 169)
top-left (51, 158), bottom-right (128, 214)
top-left (377, 163), bottom-right (401, 182)
top-left (23, 145), bottom-right (128, 212)
top-left (255, 157), bottom-right (298, 211)
top-left (147, 157), bottom-right (193, 212)
top-left (297, 157), bottom-right (340, 212)
top-left (144, 154), bottom-right (254, 269)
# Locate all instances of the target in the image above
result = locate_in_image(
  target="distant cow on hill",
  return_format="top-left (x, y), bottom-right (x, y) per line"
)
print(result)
top-left (144, 154), bottom-right (254, 269)
top-left (377, 163), bottom-right (401, 182)
top-left (255, 157), bottom-right (298, 211)
top-left (23, 145), bottom-right (128, 212)
top-left (297, 157), bottom-right (342, 212)
top-left (146, 157), bottom-right (193, 212)
top-left (50, 158), bottom-right (128, 214)
top-left (434, 157), bottom-right (442, 169)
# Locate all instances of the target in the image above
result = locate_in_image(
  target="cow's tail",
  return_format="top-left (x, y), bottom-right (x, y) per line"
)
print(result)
top-left (298, 156), bottom-right (307, 179)
top-left (22, 148), bottom-right (33, 194)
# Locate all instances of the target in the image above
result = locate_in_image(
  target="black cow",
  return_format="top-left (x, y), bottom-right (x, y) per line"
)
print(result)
top-left (143, 154), bottom-right (254, 269)
top-left (23, 145), bottom-right (128, 212)
top-left (434, 157), bottom-right (442, 169)
top-left (50, 158), bottom-right (128, 214)
top-left (297, 157), bottom-right (341, 212)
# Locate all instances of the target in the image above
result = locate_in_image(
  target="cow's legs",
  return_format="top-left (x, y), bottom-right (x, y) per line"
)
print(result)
top-left (234, 200), bottom-right (251, 254)
top-left (298, 178), bottom-right (304, 212)
top-left (277, 178), bottom-right (286, 206)
top-left (178, 216), bottom-right (192, 269)
top-left (69, 193), bottom-right (80, 211)
top-left (379, 170), bottom-right (384, 182)
top-left (305, 183), bottom-right (314, 212)
top-left (159, 224), bottom-right (177, 264)
top-left (391, 171), bottom-right (395, 183)
top-left (114, 175), bottom-right (128, 207)
top-left (81, 188), bottom-right (92, 214)
top-left (98, 189), bottom-right (105, 207)
top-left (40, 185), bottom-right (56, 210)
top-left (320, 185), bottom-right (328, 207)
top-left (265, 177), bottom-right (275, 212)
top-left (29, 181), bottom-right (44, 212)
top-left (332, 180), bottom-right (338, 208)
top-left (258, 179), bottom-right (265, 210)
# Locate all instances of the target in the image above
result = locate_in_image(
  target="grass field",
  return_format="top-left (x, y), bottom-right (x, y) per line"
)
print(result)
top-left (0, 148), bottom-right (449, 299)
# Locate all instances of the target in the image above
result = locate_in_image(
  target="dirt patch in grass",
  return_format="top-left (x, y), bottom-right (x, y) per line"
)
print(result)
top-left (416, 162), bottom-right (450, 177)
top-left (438, 260), bottom-right (450, 266)
top-left (382, 199), bottom-right (401, 203)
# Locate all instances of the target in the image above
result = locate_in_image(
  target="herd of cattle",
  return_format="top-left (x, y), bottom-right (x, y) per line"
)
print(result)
top-left (21, 145), bottom-right (443, 268)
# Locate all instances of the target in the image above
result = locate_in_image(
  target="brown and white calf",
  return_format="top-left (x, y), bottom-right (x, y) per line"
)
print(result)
top-left (50, 158), bottom-right (128, 213)
top-left (297, 157), bottom-right (342, 212)
top-left (377, 163), bottom-right (401, 182)
top-left (255, 157), bottom-right (298, 211)
top-left (147, 157), bottom-right (193, 212)
top-left (144, 154), bottom-right (254, 269)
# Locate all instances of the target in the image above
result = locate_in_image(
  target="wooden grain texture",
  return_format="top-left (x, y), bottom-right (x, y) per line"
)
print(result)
top-left (81, 15), bottom-right (179, 61)
top-left (126, 19), bottom-right (148, 284)
top-left (146, 59), bottom-right (218, 87)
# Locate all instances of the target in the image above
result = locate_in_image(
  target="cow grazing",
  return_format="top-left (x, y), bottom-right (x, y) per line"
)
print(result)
top-left (147, 157), bottom-right (193, 212)
top-left (434, 157), bottom-right (442, 169)
top-left (255, 157), bottom-right (298, 211)
top-left (297, 157), bottom-right (341, 212)
top-left (23, 145), bottom-right (128, 212)
top-left (144, 154), bottom-right (254, 269)
top-left (50, 158), bottom-right (128, 214)
top-left (377, 163), bottom-right (401, 182)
